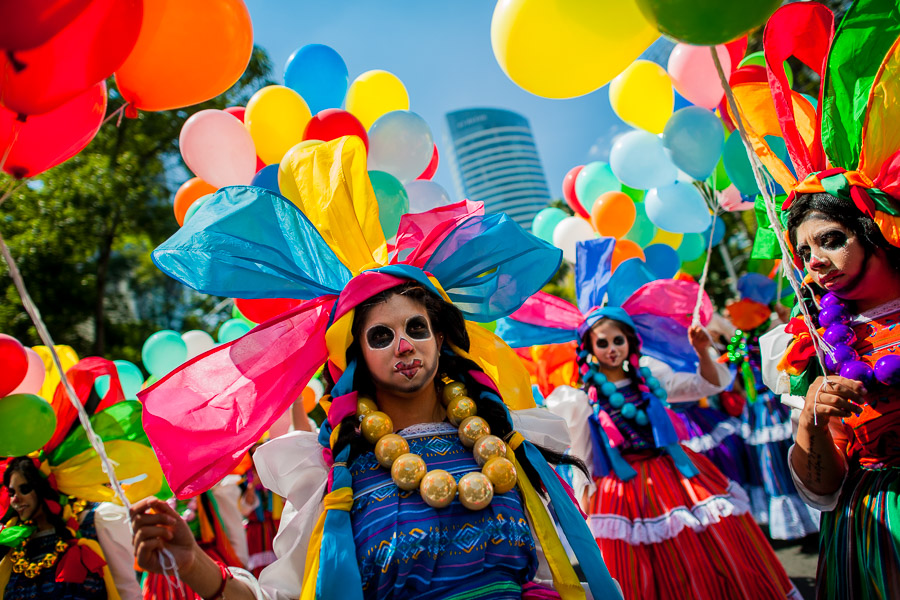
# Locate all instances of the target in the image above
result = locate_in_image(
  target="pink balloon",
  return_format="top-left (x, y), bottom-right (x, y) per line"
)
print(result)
top-left (10, 348), bottom-right (46, 395)
top-left (717, 184), bottom-right (753, 211)
top-left (667, 44), bottom-right (731, 110)
top-left (179, 109), bottom-right (257, 188)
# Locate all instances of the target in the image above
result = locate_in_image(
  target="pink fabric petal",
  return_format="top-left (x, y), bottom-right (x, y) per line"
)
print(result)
top-left (622, 280), bottom-right (712, 328)
top-left (874, 149), bottom-right (900, 199)
top-left (140, 296), bottom-right (334, 498)
top-left (394, 200), bottom-right (484, 267)
top-left (597, 410), bottom-right (625, 448)
top-left (509, 291), bottom-right (584, 331)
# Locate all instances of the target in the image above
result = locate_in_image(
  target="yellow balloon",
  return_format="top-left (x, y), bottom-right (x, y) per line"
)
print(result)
top-left (609, 60), bottom-right (674, 134)
top-left (278, 139), bottom-right (323, 203)
top-left (32, 345), bottom-right (79, 400)
top-left (344, 70), bottom-right (409, 130)
top-left (491, 0), bottom-right (658, 99)
top-left (650, 228), bottom-right (683, 248)
top-left (245, 85), bottom-right (312, 165)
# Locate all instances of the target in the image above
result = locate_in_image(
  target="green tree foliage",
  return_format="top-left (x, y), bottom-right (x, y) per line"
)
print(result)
top-left (0, 47), bottom-right (274, 365)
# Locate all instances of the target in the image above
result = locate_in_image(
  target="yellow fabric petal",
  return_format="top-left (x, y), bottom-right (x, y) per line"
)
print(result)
top-left (0, 553), bottom-right (11, 600)
top-left (451, 324), bottom-right (536, 410)
top-left (300, 487), bottom-right (354, 600)
top-left (325, 310), bottom-right (354, 373)
top-left (33, 345), bottom-right (79, 400)
top-left (52, 440), bottom-right (163, 504)
top-left (874, 210), bottom-right (900, 247)
top-left (859, 37), bottom-right (900, 179)
top-left (506, 433), bottom-right (585, 600)
top-left (728, 82), bottom-right (819, 190)
top-left (285, 136), bottom-right (388, 274)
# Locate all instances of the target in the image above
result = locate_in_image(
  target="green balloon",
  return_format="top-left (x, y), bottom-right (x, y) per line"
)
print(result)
top-left (623, 202), bottom-right (657, 247)
top-left (232, 304), bottom-right (256, 327)
top-left (0, 394), bottom-right (56, 457)
top-left (681, 254), bottom-right (707, 277)
top-left (635, 0), bottom-right (782, 45)
top-left (738, 51), bottom-right (794, 88)
top-left (183, 195), bottom-right (211, 224)
top-left (532, 207), bottom-right (568, 243)
top-left (713, 156), bottom-right (731, 191)
top-left (621, 184), bottom-right (645, 203)
top-left (369, 170), bottom-right (409, 239)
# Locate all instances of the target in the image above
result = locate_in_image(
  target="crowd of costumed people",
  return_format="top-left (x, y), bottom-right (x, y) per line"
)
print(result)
top-left (1, 1), bottom-right (900, 600)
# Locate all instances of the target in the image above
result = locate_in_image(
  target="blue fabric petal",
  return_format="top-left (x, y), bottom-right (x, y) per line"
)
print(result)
top-left (423, 214), bottom-right (562, 322)
top-left (575, 237), bottom-right (616, 314)
top-left (494, 318), bottom-right (576, 348)
top-left (665, 444), bottom-right (699, 479)
top-left (588, 414), bottom-right (637, 482)
top-left (152, 186), bottom-right (352, 299)
top-left (737, 273), bottom-right (776, 305)
top-left (631, 314), bottom-right (699, 373)
top-left (606, 258), bottom-right (655, 308)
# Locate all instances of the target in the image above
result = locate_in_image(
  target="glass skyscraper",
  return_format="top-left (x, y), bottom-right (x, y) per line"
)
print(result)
top-left (445, 108), bottom-right (551, 231)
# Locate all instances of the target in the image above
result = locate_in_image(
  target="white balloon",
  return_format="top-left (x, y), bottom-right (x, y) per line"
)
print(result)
top-left (307, 377), bottom-right (325, 401)
top-left (404, 180), bottom-right (453, 213)
top-left (181, 330), bottom-right (216, 360)
top-left (367, 110), bottom-right (434, 183)
top-left (552, 216), bottom-right (595, 263)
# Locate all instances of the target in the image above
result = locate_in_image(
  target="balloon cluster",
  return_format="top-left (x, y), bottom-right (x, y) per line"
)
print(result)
top-left (0, 0), bottom-right (254, 179)
top-left (0, 334), bottom-right (56, 456)
top-left (174, 43), bottom-right (453, 241)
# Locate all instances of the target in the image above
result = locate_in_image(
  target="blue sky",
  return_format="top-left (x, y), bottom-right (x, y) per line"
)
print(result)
top-left (244, 0), bottom-right (672, 200)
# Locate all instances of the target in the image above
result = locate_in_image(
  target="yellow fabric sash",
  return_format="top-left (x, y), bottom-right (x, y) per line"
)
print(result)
top-left (506, 432), bottom-right (585, 600)
top-left (300, 487), bottom-right (354, 600)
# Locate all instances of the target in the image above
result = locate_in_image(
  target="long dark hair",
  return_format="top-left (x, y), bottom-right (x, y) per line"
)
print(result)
top-left (334, 281), bottom-right (587, 495)
top-left (2, 457), bottom-right (71, 539)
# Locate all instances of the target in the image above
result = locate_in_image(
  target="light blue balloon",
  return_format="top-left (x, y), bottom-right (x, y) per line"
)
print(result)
top-left (532, 207), bottom-right (568, 242)
top-left (645, 183), bottom-right (711, 233)
top-left (802, 93), bottom-right (818, 110)
top-left (609, 131), bottom-right (678, 190)
top-left (702, 216), bottom-right (727, 246)
top-left (676, 233), bottom-right (706, 262)
top-left (643, 244), bottom-right (682, 279)
top-left (623, 202), bottom-right (657, 247)
top-left (251, 164), bottom-right (280, 194)
top-left (368, 170), bottom-right (409, 239)
top-left (722, 132), bottom-right (759, 196)
top-left (368, 111), bottom-right (434, 183)
top-left (663, 107), bottom-right (725, 180)
top-left (183, 195), bottom-right (210, 224)
top-left (283, 44), bottom-right (349, 114)
top-left (96, 360), bottom-right (145, 399)
top-left (574, 162), bottom-right (620, 212)
top-left (218, 319), bottom-right (251, 343)
top-left (142, 331), bottom-right (188, 377)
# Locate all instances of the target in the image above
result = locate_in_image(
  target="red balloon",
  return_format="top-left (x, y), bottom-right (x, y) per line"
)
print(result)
top-left (0, 334), bottom-right (28, 397)
top-left (0, 81), bottom-right (107, 179)
top-left (234, 298), bottom-right (303, 324)
top-left (416, 144), bottom-right (439, 180)
top-left (302, 109), bottom-right (368, 150)
top-left (562, 165), bottom-right (589, 219)
top-left (0, 0), bottom-right (141, 115)
top-left (0, 0), bottom-right (92, 51)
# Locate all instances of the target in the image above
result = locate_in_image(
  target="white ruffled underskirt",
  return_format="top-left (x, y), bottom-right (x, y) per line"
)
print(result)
top-left (681, 417), bottom-right (742, 453)
top-left (746, 485), bottom-right (821, 540)
top-left (741, 420), bottom-right (793, 445)
top-left (588, 481), bottom-right (751, 545)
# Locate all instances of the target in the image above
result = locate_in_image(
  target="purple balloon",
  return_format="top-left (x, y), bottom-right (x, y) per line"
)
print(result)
top-left (820, 293), bottom-right (845, 308)
top-left (874, 355), bottom-right (900, 386)
top-left (823, 324), bottom-right (856, 347)
top-left (840, 360), bottom-right (874, 386)
top-left (819, 305), bottom-right (850, 327)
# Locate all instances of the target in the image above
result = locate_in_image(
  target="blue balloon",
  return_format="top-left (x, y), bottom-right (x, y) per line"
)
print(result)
top-left (574, 162), bottom-right (619, 212)
top-left (95, 360), bottom-right (145, 399)
top-left (645, 183), bottom-right (711, 233)
top-left (702, 216), bottom-right (726, 246)
top-left (609, 131), bottom-right (678, 190)
top-left (643, 244), bottom-right (681, 279)
top-left (251, 164), bottom-right (280, 193)
top-left (663, 107), bottom-right (725, 180)
top-left (283, 44), bottom-right (349, 114)
top-left (532, 207), bottom-right (568, 242)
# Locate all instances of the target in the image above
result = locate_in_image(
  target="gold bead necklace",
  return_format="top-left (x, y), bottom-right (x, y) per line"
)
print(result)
top-left (9, 536), bottom-right (68, 579)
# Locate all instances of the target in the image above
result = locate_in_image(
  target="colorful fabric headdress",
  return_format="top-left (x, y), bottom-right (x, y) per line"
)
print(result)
top-left (138, 136), bottom-right (622, 599)
top-left (727, 0), bottom-right (900, 260)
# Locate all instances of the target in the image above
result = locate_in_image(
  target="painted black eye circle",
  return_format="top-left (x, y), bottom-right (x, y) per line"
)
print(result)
top-left (613, 336), bottom-right (626, 346)
top-left (366, 325), bottom-right (394, 349)
top-left (596, 339), bottom-right (609, 349)
top-left (406, 316), bottom-right (431, 340)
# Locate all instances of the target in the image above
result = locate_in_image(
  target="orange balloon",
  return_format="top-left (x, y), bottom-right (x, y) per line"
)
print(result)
top-left (115, 0), bottom-right (253, 115)
top-left (301, 386), bottom-right (317, 414)
top-left (611, 239), bottom-right (645, 271)
top-left (174, 177), bottom-right (216, 225)
top-left (591, 192), bottom-right (636, 238)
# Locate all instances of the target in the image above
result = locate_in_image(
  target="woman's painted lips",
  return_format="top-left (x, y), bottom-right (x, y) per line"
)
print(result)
top-left (395, 359), bottom-right (423, 379)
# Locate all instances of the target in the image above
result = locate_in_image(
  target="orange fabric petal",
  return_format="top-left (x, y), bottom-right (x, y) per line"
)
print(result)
top-left (859, 37), bottom-right (900, 179)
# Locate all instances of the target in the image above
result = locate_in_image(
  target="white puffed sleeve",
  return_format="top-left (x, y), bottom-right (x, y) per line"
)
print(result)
top-left (93, 503), bottom-right (142, 600)
top-left (544, 386), bottom-right (595, 500)
top-left (211, 475), bottom-right (250, 568)
top-left (229, 431), bottom-right (328, 600)
top-left (641, 351), bottom-right (731, 404)
top-left (759, 323), bottom-right (794, 394)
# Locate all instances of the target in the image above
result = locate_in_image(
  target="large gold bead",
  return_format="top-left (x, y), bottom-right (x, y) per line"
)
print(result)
top-left (390, 453), bottom-right (427, 491)
top-left (458, 471), bottom-right (494, 510)
top-left (441, 381), bottom-right (468, 406)
top-left (458, 416), bottom-right (490, 448)
top-left (472, 434), bottom-right (507, 467)
top-left (446, 395), bottom-right (477, 426)
top-left (13, 560), bottom-right (25, 573)
top-left (357, 396), bottom-right (378, 420)
top-left (419, 469), bottom-right (457, 508)
top-left (55, 540), bottom-right (68, 553)
top-left (361, 411), bottom-right (393, 444)
top-left (482, 457), bottom-right (517, 494)
top-left (375, 433), bottom-right (409, 468)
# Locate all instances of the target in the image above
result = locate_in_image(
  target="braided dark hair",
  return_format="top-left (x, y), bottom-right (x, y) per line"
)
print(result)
top-left (333, 282), bottom-right (587, 497)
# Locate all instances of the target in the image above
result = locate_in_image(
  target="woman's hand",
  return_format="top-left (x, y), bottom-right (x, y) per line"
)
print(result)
top-left (799, 375), bottom-right (865, 431)
top-left (131, 497), bottom-right (200, 576)
top-left (688, 324), bottom-right (712, 353)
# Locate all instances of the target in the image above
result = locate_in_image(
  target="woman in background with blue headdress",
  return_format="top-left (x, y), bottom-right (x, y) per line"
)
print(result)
top-left (497, 238), bottom-right (799, 600)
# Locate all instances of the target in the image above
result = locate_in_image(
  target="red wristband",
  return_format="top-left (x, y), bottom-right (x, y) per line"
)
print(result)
top-left (205, 560), bottom-right (233, 600)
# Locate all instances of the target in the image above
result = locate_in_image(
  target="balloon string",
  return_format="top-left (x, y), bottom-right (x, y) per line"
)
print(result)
top-left (691, 184), bottom-right (720, 327)
top-left (711, 47), bottom-right (830, 415)
top-left (0, 119), bottom-right (22, 177)
top-left (0, 180), bottom-right (26, 210)
top-left (101, 104), bottom-right (128, 129)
